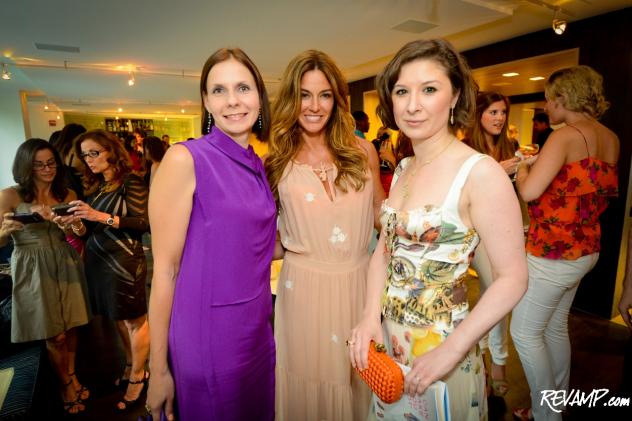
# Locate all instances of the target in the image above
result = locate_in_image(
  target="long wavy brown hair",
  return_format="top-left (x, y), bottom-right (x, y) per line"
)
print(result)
top-left (264, 50), bottom-right (367, 205)
top-left (464, 91), bottom-right (516, 161)
top-left (74, 129), bottom-right (132, 195)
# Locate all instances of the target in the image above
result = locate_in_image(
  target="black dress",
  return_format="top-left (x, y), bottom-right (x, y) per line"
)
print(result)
top-left (84, 174), bottom-right (149, 320)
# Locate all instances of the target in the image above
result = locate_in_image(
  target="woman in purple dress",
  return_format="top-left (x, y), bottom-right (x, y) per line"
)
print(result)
top-left (146, 48), bottom-right (276, 421)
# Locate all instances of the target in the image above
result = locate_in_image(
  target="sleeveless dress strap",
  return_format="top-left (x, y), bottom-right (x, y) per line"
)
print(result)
top-left (442, 154), bottom-right (487, 220)
top-left (565, 124), bottom-right (591, 158)
top-left (390, 156), bottom-right (413, 190)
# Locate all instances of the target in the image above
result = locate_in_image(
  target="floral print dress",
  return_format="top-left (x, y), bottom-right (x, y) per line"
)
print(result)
top-left (379, 154), bottom-right (488, 420)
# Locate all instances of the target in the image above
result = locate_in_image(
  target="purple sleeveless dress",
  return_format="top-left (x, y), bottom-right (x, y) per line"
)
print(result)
top-left (168, 127), bottom-right (276, 420)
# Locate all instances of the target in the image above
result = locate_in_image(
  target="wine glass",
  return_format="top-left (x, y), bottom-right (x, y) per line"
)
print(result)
top-left (513, 144), bottom-right (540, 181)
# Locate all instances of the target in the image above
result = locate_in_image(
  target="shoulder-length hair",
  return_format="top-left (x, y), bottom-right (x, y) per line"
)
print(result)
top-left (13, 138), bottom-right (68, 203)
top-left (200, 47), bottom-right (270, 141)
top-left (74, 129), bottom-right (131, 195)
top-left (545, 65), bottom-right (609, 119)
top-left (375, 39), bottom-right (477, 135)
top-left (464, 91), bottom-right (516, 161)
top-left (265, 49), bottom-right (367, 205)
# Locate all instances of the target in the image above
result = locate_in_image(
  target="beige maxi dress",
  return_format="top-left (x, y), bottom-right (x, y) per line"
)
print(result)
top-left (275, 160), bottom-right (373, 421)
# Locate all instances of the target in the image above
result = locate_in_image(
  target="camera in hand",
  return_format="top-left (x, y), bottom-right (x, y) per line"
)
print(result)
top-left (9, 212), bottom-right (45, 224)
top-left (52, 203), bottom-right (75, 216)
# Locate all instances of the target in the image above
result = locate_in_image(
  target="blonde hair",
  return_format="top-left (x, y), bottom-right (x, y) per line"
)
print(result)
top-left (265, 50), bottom-right (367, 205)
top-left (545, 65), bottom-right (609, 119)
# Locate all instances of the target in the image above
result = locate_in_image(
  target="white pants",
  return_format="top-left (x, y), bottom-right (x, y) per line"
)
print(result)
top-left (473, 243), bottom-right (508, 366)
top-left (510, 253), bottom-right (598, 421)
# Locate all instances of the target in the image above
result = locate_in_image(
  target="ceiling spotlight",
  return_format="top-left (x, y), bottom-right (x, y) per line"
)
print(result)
top-left (502, 72), bottom-right (519, 77)
top-left (117, 107), bottom-right (123, 112)
top-left (44, 104), bottom-right (49, 110)
top-left (128, 71), bottom-right (135, 86)
top-left (1, 63), bottom-right (10, 80)
top-left (180, 108), bottom-right (185, 113)
top-left (164, 117), bottom-right (168, 121)
top-left (552, 10), bottom-right (567, 35)
top-left (529, 76), bottom-right (545, 81)
top-left (56, 114), bottom-right (61, 120)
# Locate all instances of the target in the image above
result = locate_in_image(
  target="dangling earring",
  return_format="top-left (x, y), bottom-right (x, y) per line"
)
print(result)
top-left (257, 110), bottom-right (262, 130)
top-left (449, 107), bottom-right (454, 125)
top-left (207, 112), bottom-right (213, 133)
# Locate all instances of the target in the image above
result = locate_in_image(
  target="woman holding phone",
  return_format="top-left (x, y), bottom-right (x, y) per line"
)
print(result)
top-left (0, 138), bottom-right (90, 414)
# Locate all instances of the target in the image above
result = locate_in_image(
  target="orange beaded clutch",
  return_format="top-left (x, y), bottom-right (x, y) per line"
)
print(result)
top-left (355, 341), bottom-right (404, 403)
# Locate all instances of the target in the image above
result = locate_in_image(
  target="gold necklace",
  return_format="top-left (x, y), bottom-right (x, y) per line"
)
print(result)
top-left (313, 162), bottom-right (331, 182)
top-left (403, 137), bottom-right (456, 199)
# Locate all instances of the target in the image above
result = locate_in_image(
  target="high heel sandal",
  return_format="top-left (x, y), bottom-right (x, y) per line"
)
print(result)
top-left (68, 372), bottom-right (90, 400)
top-left (114, 362), bottom-right (132, 389)
top-left (115, 370), bottom-right (150, 412)
top-left (61, 379), bottom-right (85, 415)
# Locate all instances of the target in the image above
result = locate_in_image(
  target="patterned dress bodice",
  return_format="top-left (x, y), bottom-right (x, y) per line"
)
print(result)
top-left (380, 154), bottom-right (486, 333)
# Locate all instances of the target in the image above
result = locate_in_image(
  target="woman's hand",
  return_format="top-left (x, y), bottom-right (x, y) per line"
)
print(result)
top-left (379, 144), bottom-right (397, 169)
top-left (1, 212), bottom-right (24, 236)
top-left (69, 200), bottom-right (107, 223)
top-left (405, 341), bottom-right (464, 396)
top-left (349, 317), bottom-right (383, 371)
top-left (30, 204), bottom-right (54, 221)
top-left (499, 157), bottom-right (521, 175)
top-left (52, 214), bottom-right (83, 232)
top-left (146, 369), bottom-right (176, 421)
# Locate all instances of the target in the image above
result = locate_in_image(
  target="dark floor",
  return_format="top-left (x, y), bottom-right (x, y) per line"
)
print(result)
top-left (28, 240), bottom-right (628, 420)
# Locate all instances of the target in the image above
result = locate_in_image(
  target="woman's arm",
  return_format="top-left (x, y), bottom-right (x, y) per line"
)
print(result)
top-left (358, 139), bottom-right (386, 231)
top-left (407, 158), bottom-right (528, 395)
top-left (0, 188), bottom-right (21, 248)
top-left (349, 231), bottom-right (389, 370)
top-left (116, 174), bottom-right (149, 231)
top-left (515, 130), bottom-right (568, 202)
top-left (146, 145), bottom-right (195, 420)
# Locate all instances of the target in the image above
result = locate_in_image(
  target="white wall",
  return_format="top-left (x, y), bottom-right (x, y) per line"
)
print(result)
top-left (28, 102), bottom-right (65, 140)
top-left (0, 67), bottom-right (34, 188)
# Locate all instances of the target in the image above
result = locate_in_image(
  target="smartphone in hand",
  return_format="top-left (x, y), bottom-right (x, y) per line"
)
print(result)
top-left (9, 212), bottom-right (45, 224)
top-left (52, 203), bottom-right (75, 216)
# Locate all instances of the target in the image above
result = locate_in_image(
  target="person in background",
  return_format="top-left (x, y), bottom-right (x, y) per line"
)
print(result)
top-left (350, 39), bottom-right (527, 420)
top-left (143, 136), bottom-right (166, 186)
top-left (508, 124), bottom-right (520, 149)
top-left (124, 134), bottom-right (144, 173)
top-left (371, 126), bottom-right (397, 195)
top-left (463, 91), bottom-right (519, 397)
top-left (512, 65), bottom-right (619, 421)
top-left (133, 128), bottom-right (146, 155)
top-left (533, 112), bottom-right (553, 149)
top-left (146, 47), bottom-right (276, 421)
top-left (70, 129), bottom-right (150, 412)
top-left (51, 123), bottom-right (87, 201)
top-left (352, 110), bottom-right (370, 139)
top-left (161, 134), bottom-right (170, 148)
top-left (265, 49), bottom-right (384, 420)
top-left (0, 139), bottom-right (90, 414)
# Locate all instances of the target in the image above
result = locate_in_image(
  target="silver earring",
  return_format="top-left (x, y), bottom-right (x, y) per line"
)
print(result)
top-left (207, 113), bottom-right (213, 133)
top-left (449, 107), bottom-right (454, 125)
top-left (257, 111), bottom-right (262, 130)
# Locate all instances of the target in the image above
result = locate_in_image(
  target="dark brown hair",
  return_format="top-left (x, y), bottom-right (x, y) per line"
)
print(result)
top-left (13, 138), bottom-right (68, 203)
top-left (74, 129), bottom-right (131, 195)
top-left (143, 136), bottom-right (166, 162)
top-left (375, 39), bottom-right (477, 134)
top-left (200, 48), bottom-right (270, 140)
top-left (464, 91), bottom-right (516, 161)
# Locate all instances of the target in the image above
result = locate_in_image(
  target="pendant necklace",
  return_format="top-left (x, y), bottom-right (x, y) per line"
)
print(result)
top-left (313, 162), bottom-right (330, 182)
top-left (403, 137), bottom-right (456, 199)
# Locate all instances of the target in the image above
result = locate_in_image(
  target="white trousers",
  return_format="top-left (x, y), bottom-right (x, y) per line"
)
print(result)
top-left (510, 253), bottom-right (598, 421)
top-left (473, 243), bottom-right (509, 366)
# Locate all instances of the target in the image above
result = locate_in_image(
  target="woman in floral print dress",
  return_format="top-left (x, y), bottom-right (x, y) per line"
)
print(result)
top-left (265, 50), bottom-right (384, 421)
top-left (349, 39), bottom-right (528, 420)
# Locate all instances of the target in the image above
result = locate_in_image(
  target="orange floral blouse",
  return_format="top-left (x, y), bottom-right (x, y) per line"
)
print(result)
top-left (526, 157), bottom-right (618, 260)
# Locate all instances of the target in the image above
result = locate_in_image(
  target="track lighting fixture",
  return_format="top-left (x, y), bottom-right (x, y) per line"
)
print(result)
top-left (128, 71), bottom-right (135, 86)
top-left (1, 63), bottom-right (10, 80)
top-left (552, 10), bottom-right (567, 35)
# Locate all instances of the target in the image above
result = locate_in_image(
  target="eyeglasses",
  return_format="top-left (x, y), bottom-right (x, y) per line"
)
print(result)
top-left (80, 149), bottom-right (106, 159)
top-left (33, 159), bottom-right (58, 171)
